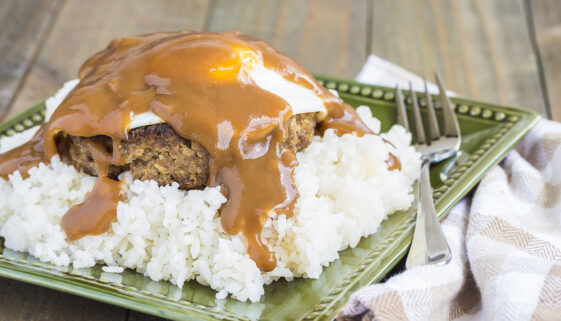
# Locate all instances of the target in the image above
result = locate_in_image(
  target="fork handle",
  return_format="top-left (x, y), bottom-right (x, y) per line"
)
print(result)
top-left (406, 159), bottom-right (452, 269)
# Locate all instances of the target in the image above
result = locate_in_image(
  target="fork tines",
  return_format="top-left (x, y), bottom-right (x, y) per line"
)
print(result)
top-left (435, 73), bottom-right (460, 138)
top-left (395, 74), bottom-right (461, 163)
top-left (395, 85), bottom-right (410, 132)
top-left (409, 81), bottom-right (427, 145)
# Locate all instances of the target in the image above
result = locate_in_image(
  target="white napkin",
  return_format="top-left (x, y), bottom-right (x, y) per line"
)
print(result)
top-left (338, 55), bottom-right (561, 321)
top-left (355, 55), bottom-right (453, 95)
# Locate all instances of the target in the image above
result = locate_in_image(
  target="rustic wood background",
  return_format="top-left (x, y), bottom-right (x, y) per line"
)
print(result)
top-left (0, 0), bottom-right (558, 320)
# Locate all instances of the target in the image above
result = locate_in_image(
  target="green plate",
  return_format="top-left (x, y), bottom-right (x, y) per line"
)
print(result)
top-left (0, 76), bottom-right (539, 320)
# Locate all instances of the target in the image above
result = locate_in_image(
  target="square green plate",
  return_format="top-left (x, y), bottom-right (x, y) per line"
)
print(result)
top-left (0, 76), bottom-right (539, 320)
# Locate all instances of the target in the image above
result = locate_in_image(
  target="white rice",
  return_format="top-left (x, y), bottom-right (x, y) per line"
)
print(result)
top-left (0, 79), bottom-right (79, 154)
top-left (0, 126), bottom-right (39, 154)
top-left (0, 83), bottom-right (420, 302)
top-left (102, 265), bottom-right (124, 273)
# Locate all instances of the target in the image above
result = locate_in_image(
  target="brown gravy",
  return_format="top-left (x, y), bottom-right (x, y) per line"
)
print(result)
top-left (0, 125), bottom-right (48, 179)
top-left (0, 31), bottom-right (399, 271)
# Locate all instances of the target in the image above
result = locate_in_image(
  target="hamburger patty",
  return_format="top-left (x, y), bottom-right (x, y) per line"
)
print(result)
top-left (55, 113), bottom-right (317, 190)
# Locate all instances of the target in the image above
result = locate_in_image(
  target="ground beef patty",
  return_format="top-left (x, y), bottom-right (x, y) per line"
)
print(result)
top-left (55, 113), bottom-right (317, 190)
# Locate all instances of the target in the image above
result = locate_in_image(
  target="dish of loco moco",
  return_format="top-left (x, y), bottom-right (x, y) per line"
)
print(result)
top-left (0, 31), bottom-right (420, 302)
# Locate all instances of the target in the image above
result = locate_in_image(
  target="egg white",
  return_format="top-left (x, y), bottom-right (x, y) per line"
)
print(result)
top-left (128, 65), bottom-right (327, 130)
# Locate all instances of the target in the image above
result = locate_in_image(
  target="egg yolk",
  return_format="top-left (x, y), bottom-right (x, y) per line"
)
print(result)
top-left (210, 46), bottom-right (260, 81)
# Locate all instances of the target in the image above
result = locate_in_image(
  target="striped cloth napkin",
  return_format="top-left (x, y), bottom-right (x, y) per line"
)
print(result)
top-left (338, 55), bottom-right (561, 321)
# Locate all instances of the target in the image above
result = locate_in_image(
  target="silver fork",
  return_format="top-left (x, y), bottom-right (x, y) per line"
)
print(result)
top-left (395, 73), bottom-right (461, 268)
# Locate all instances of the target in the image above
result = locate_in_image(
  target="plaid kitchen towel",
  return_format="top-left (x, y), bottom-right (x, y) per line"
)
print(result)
top-left (339, 56), bottom-right (561, 321)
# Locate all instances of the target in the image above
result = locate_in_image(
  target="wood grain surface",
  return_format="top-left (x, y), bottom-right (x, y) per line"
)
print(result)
top-left (0, 0), bottom-right (63, 119)
top-left (0, 0), bottom-right (557, 320)
top-left (0, 278), bottom-right (127, 321)
top-left (529, 0), bottom-right (561, 120)
top-left (371, 0), bottom-right (548, 116)
top-left (206, 0), bottom-right (369, 78)
top-left (3, 0), bottom-right (212, 121)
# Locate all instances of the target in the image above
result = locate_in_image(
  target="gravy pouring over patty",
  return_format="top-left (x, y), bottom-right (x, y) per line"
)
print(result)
top-left (0, 31), bottom-right (399, 271)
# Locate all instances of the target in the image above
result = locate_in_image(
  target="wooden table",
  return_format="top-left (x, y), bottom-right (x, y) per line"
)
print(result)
top-left (0, 0), bottom-right (558, 320)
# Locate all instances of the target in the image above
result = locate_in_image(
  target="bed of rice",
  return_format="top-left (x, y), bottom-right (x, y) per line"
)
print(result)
top-left (0, 81), bottom-right (420, 302)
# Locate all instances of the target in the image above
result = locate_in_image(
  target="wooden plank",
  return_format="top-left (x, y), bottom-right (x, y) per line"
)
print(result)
top-left (528, 0), bottom-right (561, 120)
top-left (2, 0), bottom-right (212, 121)
top-left (127, 311), bottom-right (166, 321)
top-left (206, 0), bottom-right (369, 79)
top-left (370, 0), bottom-right (549, 117)
top-left (0, 278), bottom-right (128, 321)
top-left (0, 0), bottom-right (63, 119)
